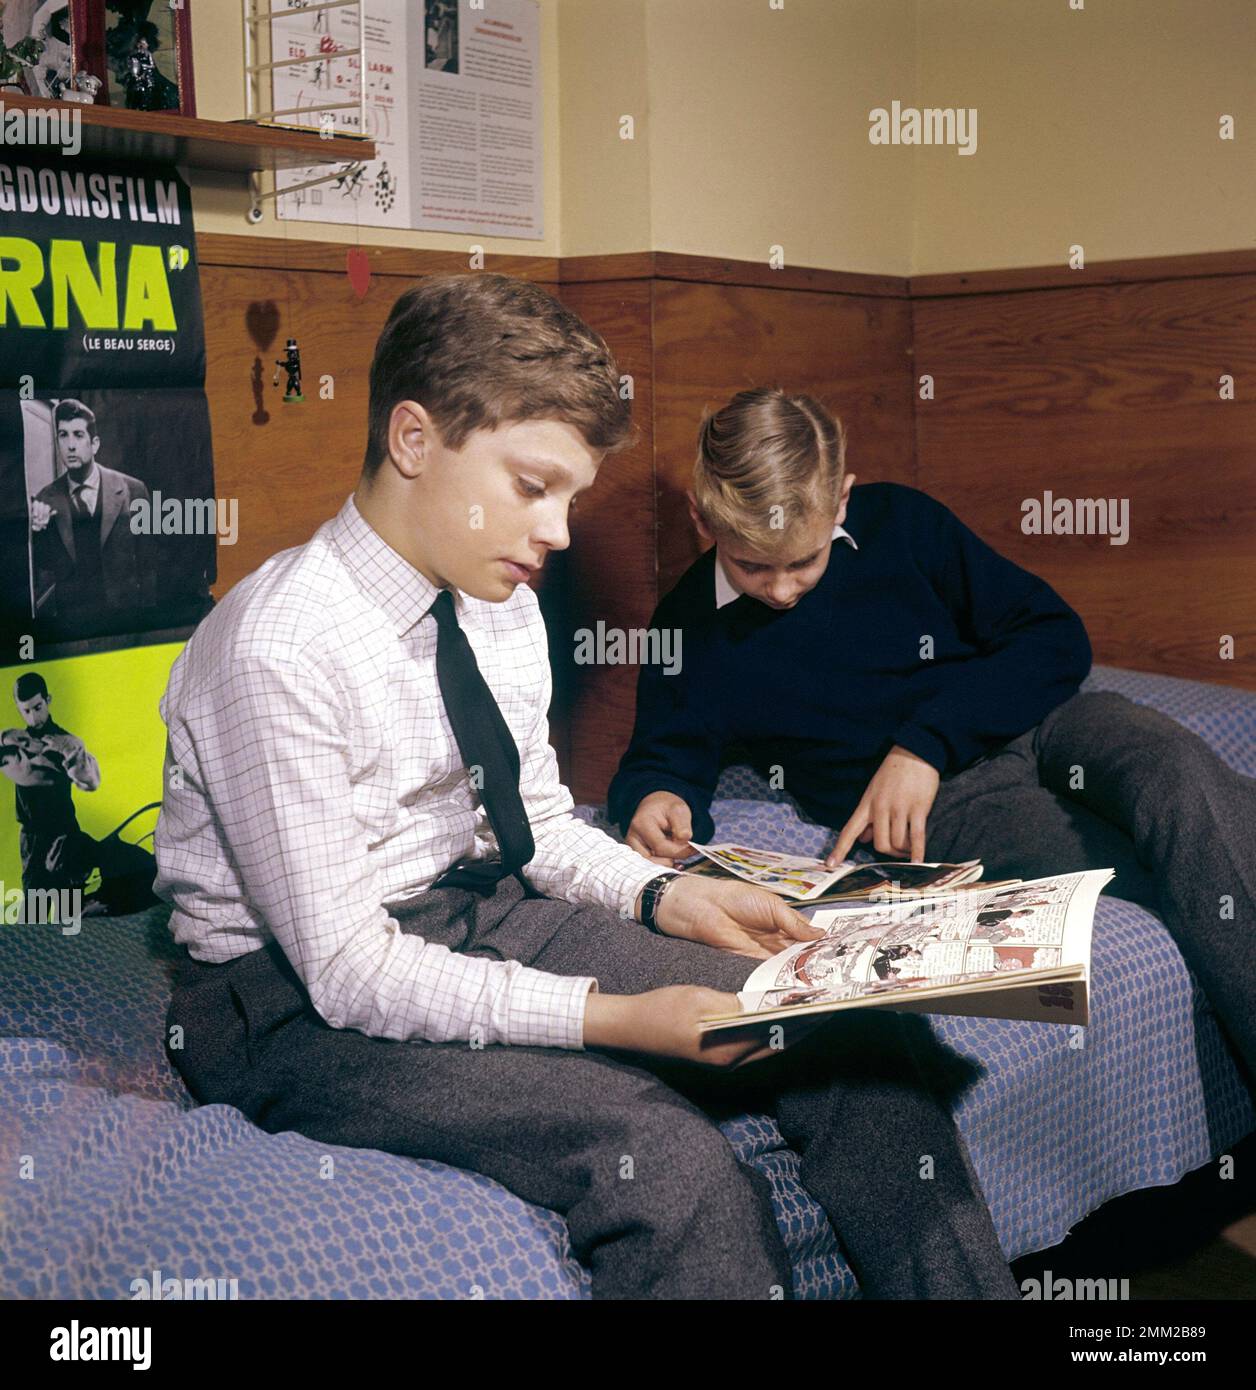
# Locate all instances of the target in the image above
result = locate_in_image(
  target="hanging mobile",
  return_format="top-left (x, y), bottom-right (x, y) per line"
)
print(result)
top-left (273, 338), bottom-right (305, 403)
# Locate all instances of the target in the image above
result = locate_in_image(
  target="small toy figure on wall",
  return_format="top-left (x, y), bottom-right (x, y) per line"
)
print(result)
top-left (274, 338), bottom-right (304, 403)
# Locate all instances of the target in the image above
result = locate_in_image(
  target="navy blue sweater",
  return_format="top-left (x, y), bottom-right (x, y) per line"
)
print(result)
top-left (606, 482), bottom-right (1092, 843)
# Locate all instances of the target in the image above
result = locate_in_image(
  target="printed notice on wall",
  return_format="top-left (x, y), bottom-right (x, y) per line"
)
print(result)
top-left (272, 0), bottom-right (542, 241)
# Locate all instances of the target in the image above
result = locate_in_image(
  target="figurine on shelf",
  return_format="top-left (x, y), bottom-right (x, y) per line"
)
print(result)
top-left (273, 339), bottom-right (304, 404)
top-left (45, 52), bottom-right (76, 99)
top-left (119, 35), bottom-right (177, 111)
top-left (122, 37), bottom-right (155, 109)
top-left (61, 71), bottom-right (103, 105)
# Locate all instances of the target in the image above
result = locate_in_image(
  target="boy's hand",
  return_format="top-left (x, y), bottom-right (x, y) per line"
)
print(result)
top-left (626, 790), bottom-right (694, 866)
top-left (651, 873), bottom-right (823, 959)
top-left (583, 985), bottom-right (830, 1067)
top-left (824, 744), bottom-right (940, 867)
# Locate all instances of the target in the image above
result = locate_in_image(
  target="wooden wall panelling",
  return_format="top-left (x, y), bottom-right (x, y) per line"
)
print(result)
top-left (199, 259), bottom-right (396, 594)
top-left (550, 277), bottom-right (657, 803)
top-left (911, 272), bottom-right (1256, 690)
top-left (909, 248), bottom-right (1256, 298)
top-left (195, 234), bottom-right (557, 598)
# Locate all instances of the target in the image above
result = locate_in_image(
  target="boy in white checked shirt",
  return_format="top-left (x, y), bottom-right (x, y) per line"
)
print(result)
top-left (155, 273), bottom-right (1019, 1300)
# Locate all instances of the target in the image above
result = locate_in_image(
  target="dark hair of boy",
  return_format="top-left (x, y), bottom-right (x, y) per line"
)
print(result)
top-left (361, 273), bottom-right (636, 482)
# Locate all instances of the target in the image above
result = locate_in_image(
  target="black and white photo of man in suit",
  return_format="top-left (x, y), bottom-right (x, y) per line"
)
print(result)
top-left (28, 399), bottom-right (155, 633)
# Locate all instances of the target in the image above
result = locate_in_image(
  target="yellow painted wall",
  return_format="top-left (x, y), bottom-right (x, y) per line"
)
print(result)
top-left (184, 0), bottom-right (1252, 275)
top-left (635, 0), bottom-right (918, 275)
top-left (913, 0), bottom-right (1255, 273)
top-left (557, 0), bottom-right (653, 256)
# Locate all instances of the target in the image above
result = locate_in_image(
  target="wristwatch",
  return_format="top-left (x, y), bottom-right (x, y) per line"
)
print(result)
top-left (637, 871), bottom-right (679, 933)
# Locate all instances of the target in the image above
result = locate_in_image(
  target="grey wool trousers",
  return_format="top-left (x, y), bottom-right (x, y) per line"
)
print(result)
top-left (166, 869), bottom-right (1022, 1300)
top-left (918, 689), bottom-right (1256, 1081)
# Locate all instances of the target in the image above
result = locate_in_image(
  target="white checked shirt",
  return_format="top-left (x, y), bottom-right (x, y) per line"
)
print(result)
top-left (154, 493), bottom-right (670, 1051)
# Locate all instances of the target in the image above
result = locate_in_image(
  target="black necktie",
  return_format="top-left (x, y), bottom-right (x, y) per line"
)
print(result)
top-left (428, 588), bottom-right (535, 891)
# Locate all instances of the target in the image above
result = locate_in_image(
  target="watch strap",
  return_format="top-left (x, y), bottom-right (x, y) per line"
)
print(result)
top-left (639, 871), bottom-right (679, 932)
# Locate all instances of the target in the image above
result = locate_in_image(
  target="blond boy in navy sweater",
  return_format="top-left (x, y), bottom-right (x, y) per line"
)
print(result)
top-left (610, 387), bottom-right (1256, 1085)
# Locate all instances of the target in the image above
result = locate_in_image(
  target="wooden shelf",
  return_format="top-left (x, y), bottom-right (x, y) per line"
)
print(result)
top-left (0, 92), bottom-right (374, 173)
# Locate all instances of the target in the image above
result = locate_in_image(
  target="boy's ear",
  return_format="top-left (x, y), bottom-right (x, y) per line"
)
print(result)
top-left (387, 400), bottom-right (433, 481)
top-left (834, 472), bottom-right (856, 526)
top-left (686, 491), bottom-right (716, 548)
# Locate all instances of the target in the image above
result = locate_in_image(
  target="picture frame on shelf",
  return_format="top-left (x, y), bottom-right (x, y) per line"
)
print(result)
top-left (69, 0), bottom-right (195, 116)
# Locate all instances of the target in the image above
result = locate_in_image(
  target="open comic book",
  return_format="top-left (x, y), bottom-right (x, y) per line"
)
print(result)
top-left (697, 867), bottom-right (1115, 1033)
top-left (685, 842), bottom-right (990, 903)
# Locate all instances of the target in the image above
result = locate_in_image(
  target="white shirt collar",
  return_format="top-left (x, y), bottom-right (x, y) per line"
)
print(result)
top-left (69, 464), bottom-right (100, 497)
top-left (329, 492), bottom-right (447, 638)
top-left (714, 519), bottom-right (858, 609)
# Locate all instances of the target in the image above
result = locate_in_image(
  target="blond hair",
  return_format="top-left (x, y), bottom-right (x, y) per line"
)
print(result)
top-left (691, 388), bottom-right (846, 551)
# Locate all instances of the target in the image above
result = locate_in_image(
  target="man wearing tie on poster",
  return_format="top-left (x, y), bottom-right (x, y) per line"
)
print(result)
top-left (28, 399), bottom-right (154, 634)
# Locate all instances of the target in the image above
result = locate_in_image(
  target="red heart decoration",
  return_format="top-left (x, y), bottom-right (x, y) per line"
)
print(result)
top-left (346, 247), bottom-right (371, 299)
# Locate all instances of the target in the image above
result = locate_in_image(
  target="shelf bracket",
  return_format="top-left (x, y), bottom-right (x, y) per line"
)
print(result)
top-left (247, 161), bottom-right (367, 224)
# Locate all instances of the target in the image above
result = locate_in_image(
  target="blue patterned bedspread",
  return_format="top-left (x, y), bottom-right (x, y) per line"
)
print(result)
top-left (1, 665), bottom-right (1253, 1299)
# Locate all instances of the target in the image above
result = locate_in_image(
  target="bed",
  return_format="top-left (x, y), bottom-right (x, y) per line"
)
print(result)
top-left (2, 664), bottom-right (1253, 1299)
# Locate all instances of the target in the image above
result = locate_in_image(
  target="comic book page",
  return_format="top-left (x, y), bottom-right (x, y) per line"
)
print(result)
top-left (686, 844), bottom-right (838, 899)
top-left (686, 842), bottom-right (983, 902)
top-left (698, 867), bottom-right (1114, 1031)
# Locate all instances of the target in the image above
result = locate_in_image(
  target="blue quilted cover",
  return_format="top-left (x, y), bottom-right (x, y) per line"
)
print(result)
top-left (1, 665), bottom-right (1253, 1299)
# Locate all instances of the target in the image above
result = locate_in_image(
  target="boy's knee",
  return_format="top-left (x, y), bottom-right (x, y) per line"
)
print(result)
top-left (608, 1110), bottom-right (761, 1224)
top-left (584, 1131), bottom-right (788, 1297)
top-left (1045, 690), bottom-right (1186, 762)
top-left (625, 1116), bottom-right (786, 1289)
top-left (1064, 689), bottom-right (1137, 728)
